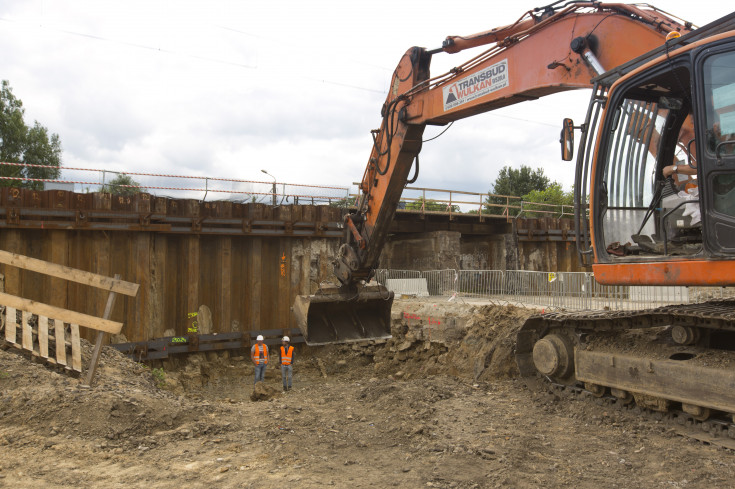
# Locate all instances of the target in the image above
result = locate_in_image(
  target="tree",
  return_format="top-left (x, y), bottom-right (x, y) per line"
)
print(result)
top-left (329, 196), bottom-right (357, 208)
top-left (485, 165), bottom-right (551, 215)
top-left (406, 197), bottom-right (460, 213)
top-left (521, 183), bottom-right (574, 217)
top-left (102, 173), bottom-right (141, 195)
top-left (0, 80), bottom-right (62, 189)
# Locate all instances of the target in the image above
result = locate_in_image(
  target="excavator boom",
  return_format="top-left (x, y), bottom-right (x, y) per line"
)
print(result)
top-left (295, 2), bottom-right (693, 345)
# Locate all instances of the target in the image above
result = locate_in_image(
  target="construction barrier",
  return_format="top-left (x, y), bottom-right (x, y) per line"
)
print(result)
top-left (375, 269), bottom-right (732, 311)
top-left (0, 250), bottom-right (139, 383)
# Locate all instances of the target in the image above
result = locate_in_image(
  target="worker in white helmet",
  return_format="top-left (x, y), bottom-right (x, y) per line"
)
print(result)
top-left (251, 334), bottom-right (268, 384)
top-left (279, 336), bottom-right (294, 391)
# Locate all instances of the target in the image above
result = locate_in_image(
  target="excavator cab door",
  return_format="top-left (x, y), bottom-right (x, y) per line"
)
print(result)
top-left (696, 44), bottom-right (735, 255)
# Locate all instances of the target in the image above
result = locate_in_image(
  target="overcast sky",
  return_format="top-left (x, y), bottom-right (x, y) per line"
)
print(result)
top-left (1, 1), bottom-right (733, 203)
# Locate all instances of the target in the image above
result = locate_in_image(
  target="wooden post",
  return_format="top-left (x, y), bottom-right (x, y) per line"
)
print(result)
top-left (83, 273), bottom-right (121, 386)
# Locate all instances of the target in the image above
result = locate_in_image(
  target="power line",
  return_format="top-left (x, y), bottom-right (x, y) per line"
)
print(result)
top-left (0, 16), bottom-right (384, 94)
top-left (0, 16), bottom-right (563, 124)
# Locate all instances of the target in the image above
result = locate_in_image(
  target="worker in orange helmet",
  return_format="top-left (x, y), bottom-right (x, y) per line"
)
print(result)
top-left (279, 336), bottom-right (295, 391)
top-left (251, 335), bottom-right (268, 384)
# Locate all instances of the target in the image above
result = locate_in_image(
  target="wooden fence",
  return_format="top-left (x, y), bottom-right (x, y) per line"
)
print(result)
top-left (0, 249), bottom-right (139, 383)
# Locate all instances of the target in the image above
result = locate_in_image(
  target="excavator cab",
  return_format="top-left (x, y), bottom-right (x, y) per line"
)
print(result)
top-left (293, 283), bottom-right (393, 345)
top-left (572, 18), bottom-right (735, 285)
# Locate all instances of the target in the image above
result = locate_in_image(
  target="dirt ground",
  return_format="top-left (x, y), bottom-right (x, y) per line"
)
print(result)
top-left (2, 299), bottom-right (735, 488)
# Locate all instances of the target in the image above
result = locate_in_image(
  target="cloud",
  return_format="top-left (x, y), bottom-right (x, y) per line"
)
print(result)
top-left (1, 0), bottom-right (732, 201)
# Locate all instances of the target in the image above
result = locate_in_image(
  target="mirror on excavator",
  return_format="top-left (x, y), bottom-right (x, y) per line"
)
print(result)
top-left (293, 283), bottom-right (394, 345)
top-left (561, 118), bottom-right (575, 161)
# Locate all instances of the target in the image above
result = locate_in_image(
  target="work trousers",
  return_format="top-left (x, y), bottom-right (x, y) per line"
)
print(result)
top-left (254, 364), bottom-right (266, 384)
top-left (281, 364), bottom-right (292, 390)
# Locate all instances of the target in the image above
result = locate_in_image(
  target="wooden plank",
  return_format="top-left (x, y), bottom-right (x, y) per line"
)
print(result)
top-left (84, 274), bottom-right (121, 386)
top-left (151, 234), bottom-right (166, 338)
top-left (250, 237), bottom-right (262, 330)
top-left (21, 310), bottom-right (32, 350)
top-left (0, 249), bottom-right (139, 297)
top-left (231, 238), bottom-right (247, 335)
top-left (54, 319), bottom-right (66, 366)
top-left (277, 239), bottom-right (291, 330)
top-left (38, 315), bottom-right (49, 359)
top-left (3, 231), bottom-right (22, 297)
top-left (24, 237), bottom-right (43, 305)
top-left (187, 235), bottom-right (200, 332)
top-left (0, 292), bottom-right (123, 334)
top-left (5, 306), bottom-right (16, 344)
top-left (135, 233), bottom-right (150, 342)
top-left (220, 237), bottom-right (232, 332)
top-left (70, 324), bottom-right (81, 372)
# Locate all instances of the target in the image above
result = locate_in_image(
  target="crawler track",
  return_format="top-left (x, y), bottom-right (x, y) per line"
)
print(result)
top-left (517, 299), bottom-right (735, 441)
top-left (548, 382), bottom-right (735, 450)
top-left (519, 299), bottom-right (735, 342)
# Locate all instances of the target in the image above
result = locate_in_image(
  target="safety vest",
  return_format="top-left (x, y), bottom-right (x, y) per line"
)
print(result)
top-left (252, 343), bottom-right (268, 364)
top-left (280, 345), bottom-right (294, 365)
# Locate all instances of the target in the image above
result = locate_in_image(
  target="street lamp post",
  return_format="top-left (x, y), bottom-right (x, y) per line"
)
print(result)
top-left (261, 169), bottom-right (277, 206)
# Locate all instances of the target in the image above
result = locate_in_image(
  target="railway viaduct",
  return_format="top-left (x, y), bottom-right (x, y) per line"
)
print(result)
top-left (0, 188), bottom-right (578, 344)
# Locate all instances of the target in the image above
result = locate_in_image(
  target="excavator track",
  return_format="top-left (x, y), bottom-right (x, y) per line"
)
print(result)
top-left (545, 381), bottom-right (735, 451)
top-left (516, 299), bottom-right (735, 440)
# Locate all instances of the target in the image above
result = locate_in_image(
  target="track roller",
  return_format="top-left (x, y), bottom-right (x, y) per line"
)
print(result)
top-left (671, 325), bottom-right (700, 346)
top-left (585, 382), bottom-right (606, 397)
top-left (682, 403), bottom-right (711, 421)
top-left (611, 388), bottom-right (633, 404)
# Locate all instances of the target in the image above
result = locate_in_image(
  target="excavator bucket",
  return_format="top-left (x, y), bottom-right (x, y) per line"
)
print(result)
top-left (293, 284), bottom-right (394, 345)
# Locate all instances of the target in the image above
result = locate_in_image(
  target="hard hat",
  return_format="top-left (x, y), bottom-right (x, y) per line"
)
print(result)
top-left (282, 336), bottom-right (290, 342)
top-left (256, 335), bottom-right (264, 341)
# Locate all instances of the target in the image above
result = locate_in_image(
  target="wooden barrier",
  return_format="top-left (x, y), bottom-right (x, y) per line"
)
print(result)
top-left (0, 250), bottom-right (138, 381)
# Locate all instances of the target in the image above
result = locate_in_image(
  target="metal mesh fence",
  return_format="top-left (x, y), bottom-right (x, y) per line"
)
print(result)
top-left (375, 269), bottom-right (732, 311)
top-left (0, 162), bottom-right (350, 204)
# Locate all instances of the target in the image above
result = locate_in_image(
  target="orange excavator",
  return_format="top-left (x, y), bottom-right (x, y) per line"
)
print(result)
top-left (295, 3), bottom-right (735, 420)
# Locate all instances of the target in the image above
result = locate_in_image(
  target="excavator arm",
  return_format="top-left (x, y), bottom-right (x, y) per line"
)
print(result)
top-left (341, 2), bottom-right (691, 284)
top-left (295, 2), bottom-right (693, 345)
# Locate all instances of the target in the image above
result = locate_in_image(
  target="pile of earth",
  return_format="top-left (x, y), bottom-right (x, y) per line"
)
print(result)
top-left (0, 339), bottom-right (243, 451)
top-left (330, 300), bottom-right (536, 382)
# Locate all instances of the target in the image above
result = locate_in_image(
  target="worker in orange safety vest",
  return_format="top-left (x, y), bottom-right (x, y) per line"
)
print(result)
top-left (279, 336), bottom-right (294, 391)
top-left (251, 334), bottom-right (268, 384)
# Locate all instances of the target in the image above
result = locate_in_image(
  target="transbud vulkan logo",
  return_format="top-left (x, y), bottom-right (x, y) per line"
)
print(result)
top-left (443, 59), bottom-right (509, 111)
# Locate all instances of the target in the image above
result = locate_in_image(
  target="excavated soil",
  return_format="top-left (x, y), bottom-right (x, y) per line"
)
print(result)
top-left (2, 299), bottom-right (735, 488)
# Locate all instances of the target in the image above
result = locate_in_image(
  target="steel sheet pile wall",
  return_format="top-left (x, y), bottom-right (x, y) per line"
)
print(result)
top-left (0, 188), bottom-right (343, 343)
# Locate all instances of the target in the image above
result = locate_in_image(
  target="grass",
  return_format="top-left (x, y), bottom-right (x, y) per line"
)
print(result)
top-left (151, 367), bottom-right (167, 388)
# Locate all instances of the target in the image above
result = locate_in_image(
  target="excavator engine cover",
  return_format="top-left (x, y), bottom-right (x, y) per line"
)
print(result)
top-left (293, 284), bottom-right (393, 345)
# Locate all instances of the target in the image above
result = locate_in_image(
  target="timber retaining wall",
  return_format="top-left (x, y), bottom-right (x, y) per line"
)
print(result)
top-left (0, 189), bottom-right (344, 344)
